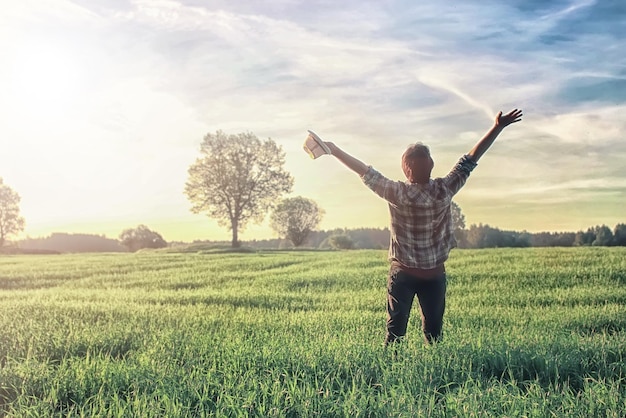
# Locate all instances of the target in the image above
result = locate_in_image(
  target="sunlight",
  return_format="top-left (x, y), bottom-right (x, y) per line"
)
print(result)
top-left (7, 40), bottom-right (86, 126)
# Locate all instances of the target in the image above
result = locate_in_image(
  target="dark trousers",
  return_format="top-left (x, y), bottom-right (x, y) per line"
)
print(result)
top-left (385, 268), bottom-right (446, 345)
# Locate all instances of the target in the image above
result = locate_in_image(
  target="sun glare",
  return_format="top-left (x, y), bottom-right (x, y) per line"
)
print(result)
top-left (8, 41), bottom-right (86, 124)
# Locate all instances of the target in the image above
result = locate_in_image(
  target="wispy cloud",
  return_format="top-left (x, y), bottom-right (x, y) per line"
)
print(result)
top-left (1, 0), bottom-right (624, 240)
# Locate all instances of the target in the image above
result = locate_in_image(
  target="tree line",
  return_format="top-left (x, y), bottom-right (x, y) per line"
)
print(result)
top-left (457, 223), bottom-right (626, 248)
top-left (224, 223), bottom-right (626, 250)
top-left (7, 223), bottom-right (626, 254)
top-left (2, 130), bottom-right (625, 252)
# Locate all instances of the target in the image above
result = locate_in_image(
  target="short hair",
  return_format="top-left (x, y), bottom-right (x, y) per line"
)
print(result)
top-left (402, 143), bottom-right (430, 163)
top-left (401, 143), bottom-right (432, 182)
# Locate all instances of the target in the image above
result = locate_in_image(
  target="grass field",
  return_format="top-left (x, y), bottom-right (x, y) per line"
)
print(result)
top-left (1, 247), bottom-right (625, 417)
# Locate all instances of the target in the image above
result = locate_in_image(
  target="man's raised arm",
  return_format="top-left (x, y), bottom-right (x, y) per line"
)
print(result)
top-left (324, 142), bottom-right (369, 177)
top-left (467, 109), bottom-right (523, 162)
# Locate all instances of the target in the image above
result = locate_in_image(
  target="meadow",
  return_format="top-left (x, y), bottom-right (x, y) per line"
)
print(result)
top-left (0, 247), bottom-right (625, 417)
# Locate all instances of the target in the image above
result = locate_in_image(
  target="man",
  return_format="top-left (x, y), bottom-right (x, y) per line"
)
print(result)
top-left (316, 109), bottom-right (523, 345)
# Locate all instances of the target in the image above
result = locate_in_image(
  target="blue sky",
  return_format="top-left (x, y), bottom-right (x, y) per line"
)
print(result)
top-left (0, 0), bottom-right (624, 242)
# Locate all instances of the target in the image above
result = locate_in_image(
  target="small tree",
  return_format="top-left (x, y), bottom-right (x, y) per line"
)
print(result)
top-left (450, 201), bottom-right (466, 246)
top-left (328, 234), bottom-right (354, 250)
top-left (119, 225), bottom-right (167, 252)
top-left (185, 131), bottom-right (293, 247)
top-left (270, 197), bottom-right (324, 247)
top-left (0, 178), bottom-right (25, 247)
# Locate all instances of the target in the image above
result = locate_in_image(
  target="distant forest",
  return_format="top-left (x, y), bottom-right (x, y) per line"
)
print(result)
top-left (17, 233), bottom-right (124, 254)
top-left (11, 223), bottom-right (626, 253)
top-left (210, 223), bottom-right (626, 250)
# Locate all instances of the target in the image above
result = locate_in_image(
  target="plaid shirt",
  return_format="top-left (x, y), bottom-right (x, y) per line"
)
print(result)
top-left (362, 155), bottom-right (477, 269)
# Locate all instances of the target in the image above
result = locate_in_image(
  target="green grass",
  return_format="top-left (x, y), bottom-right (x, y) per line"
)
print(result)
top-left (1, 248), bottom-right (625, 417)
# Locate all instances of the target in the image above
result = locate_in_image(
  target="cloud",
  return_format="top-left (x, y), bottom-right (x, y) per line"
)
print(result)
top-left (537, 0), bottom-right (596, 24)
top-left (0, 0), bottom-right (99, 25)
top-left (2, 0), bottom-right (624, 239)
top-left (416, 75), bottom-right (495, 120)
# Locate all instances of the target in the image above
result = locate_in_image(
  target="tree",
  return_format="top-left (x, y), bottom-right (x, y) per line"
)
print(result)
top-left (530, 231), bottom-right (575, 247)
top-left (465, 223), bottom-right (489, 248)
top-left (119, 225), bottom-right (167, 252)
top-left (592, 225), bottom-right (613, 246)
top-left (450, 201), bottom-right (466, 247)
top-left (328, 234), bottom-right (354, 250)
top-left (270, 196), bottom-right (324, 247)
top-left (574, 228), bottom-right (596, 246)
top-left (464, 224), bottom-right (530, 248)
top-left (347, 227), bottom-right (389, 249)
top-left (0, 178), bottom-right (25, 247)
top-left (614, 223), bottom-right (626, 246)
top-left (185, 131), bottom-right (293, 247)
top-left (20, 233), bottom-right (124, 253)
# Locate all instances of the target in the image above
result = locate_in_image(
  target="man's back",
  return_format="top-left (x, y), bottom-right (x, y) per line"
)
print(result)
top-left (361, 156), bottom-right (478, 269)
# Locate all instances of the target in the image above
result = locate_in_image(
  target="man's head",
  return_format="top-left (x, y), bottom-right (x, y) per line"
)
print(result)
top-left (402, 143), bottom-right (434, 184)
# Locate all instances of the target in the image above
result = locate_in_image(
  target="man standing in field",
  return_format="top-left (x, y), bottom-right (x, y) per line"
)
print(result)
top-left (308, 108), bottom-right (523, 346)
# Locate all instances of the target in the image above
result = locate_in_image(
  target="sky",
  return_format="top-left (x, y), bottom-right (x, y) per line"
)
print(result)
top-left (1, 0), bottom-right (625, 243)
